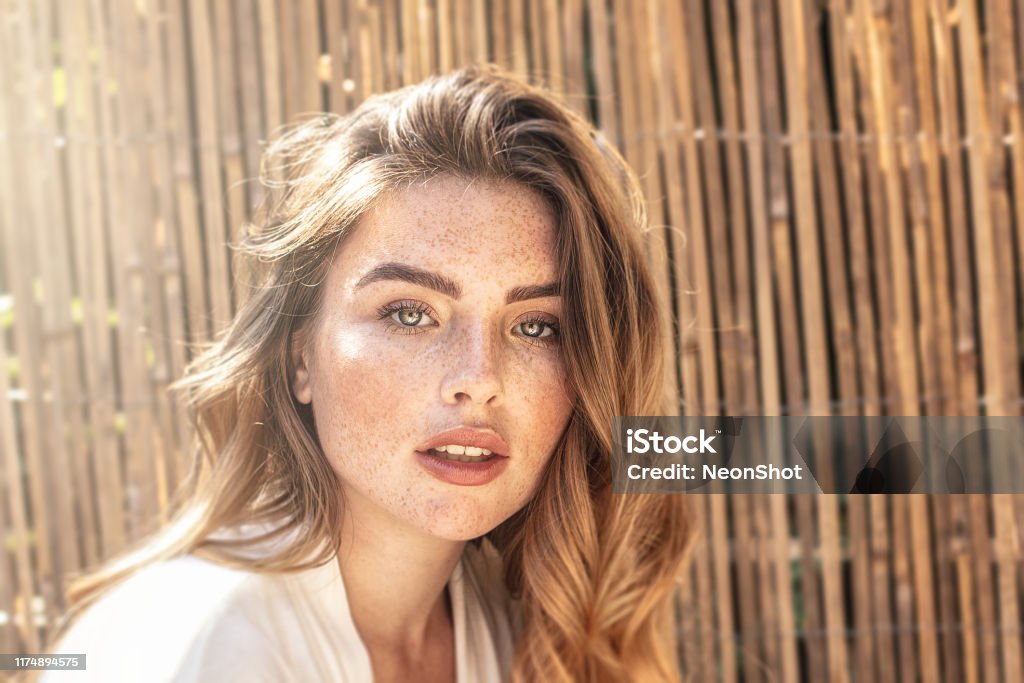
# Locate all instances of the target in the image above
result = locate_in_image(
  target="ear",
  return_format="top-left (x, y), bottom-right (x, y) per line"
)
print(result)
top-left (290, 331), bottom-right (314, 405)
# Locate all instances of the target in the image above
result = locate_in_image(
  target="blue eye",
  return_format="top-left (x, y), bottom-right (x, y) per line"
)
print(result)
top-left (394, 308), bottom-right (433, 327)
top-left (515, 318), bottom-right (560, 345)
top-left (377, 301), bottom-right (437, 331)
top-left (517, 321), bottom-right (553, 338)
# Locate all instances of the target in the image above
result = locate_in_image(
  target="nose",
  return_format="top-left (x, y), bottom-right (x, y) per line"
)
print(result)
top-left (440, 321), bottom-right (503, 407)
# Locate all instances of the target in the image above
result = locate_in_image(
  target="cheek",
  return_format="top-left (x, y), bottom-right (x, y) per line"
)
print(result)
top-left (510, 354), bottom-right (575, 467)
top-left (525, 351), bottom-right (574, 421)
top-left (308, 330), bottom-right (417, 463)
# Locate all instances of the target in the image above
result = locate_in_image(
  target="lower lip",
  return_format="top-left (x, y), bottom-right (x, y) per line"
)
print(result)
top-left (415, 450), bottom-right (509, 486)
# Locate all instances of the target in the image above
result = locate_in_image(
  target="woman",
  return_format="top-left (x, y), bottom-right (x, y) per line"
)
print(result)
top-left (47, 65), bottom-right (695, 682)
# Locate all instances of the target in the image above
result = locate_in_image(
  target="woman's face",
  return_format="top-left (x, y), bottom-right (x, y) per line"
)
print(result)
top-left (292, 176), bottom-right (574, 541)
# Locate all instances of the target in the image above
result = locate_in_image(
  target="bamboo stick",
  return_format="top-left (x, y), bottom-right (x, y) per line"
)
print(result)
top-left (781, 0), bottom-right (831, 420)
top-left (686, 0), bottom-right (738, 419)
top-left (886, 7), bottom-right (942, 682)
top-left (664, 0), bottom-right (719, 416)
top-left (958, 0), bottom-right (1018, 419)
top-left (694, 504), bottom-right (715, 681)
top-left (0, 6), bottom-right (42, 651)
top-left (62, 0), bottom-right (108, 568)
top-left (55, 0), bottom-right (102, 573)
top-left (778, 4), bottom-right (837, 678)
top-left (527, 0), bottom-right (544, 81)
top-left (234, 0), bottom-right (268, 214)
top-left (849, 6), bottom-right (897, 412)
top-left (731, 494), bottom-right (763, 682)
top-left (107, 0), bottom-right (161, 540)
top-left (299, 0), bottom-right (323, 109)
top-left (402, 0), bottom-right (422, 82)
top-left (0, 2), bottom-right (50, 602)
top-left (211, 0), bottom-right (248, 275)
top-left (710, 0), bottom-right (756, 416)
top-left (469, 0), bottom-right (487, 64)
top-left (277, 0), bottom-right (300, 119)
top-left (805, 0), bottom-right (857, 408)
top-left (993, 495), bottom-right (1021, 681)
top-left (144, 0), bottom-right (190, 505)
top-left (355, 0), bottom-right (374, 101)
top-left (649, 0), bottom-right (696, 415)
top-left (166, 0), bottom-right (210, 470)
top-left (418, 0), bottom-right (437, 77)
top-left (366, 1), bottom-right (384, 94)
top-left (0, 323), bottom-right (39, 651)
top-left (751, 493), bottom-right (780, 680)
top-left (829, 0), bottom-right (882, 415)
top-left (909, 495), bottom-right (941, 682)
top-left (585, 0), bottom-right (619, 146)
top-left (507, 0), bottom-right (527, 76)
top-left (737, 1), bottom-right (797, 680)
top-left (968, 493), bottom-right (1001, 683)
top-left (981, 0), bottom-right (1022, 418)
top-left (19, 0), bottom-right (84, 611)
top-left (560, 0), bottom-right (586, 115)
top-left (489, 0), bottom-right (508, 68)
top-left (826, 4), bottom-right (881, 675)
top-left (709, 495), bottom-right (737, 683)
top-left (803, 11), bottom-right (862, 678)
top-left (758, 0), bottom-right (804, 419)
top-left (541, 0), bottom-right (564, 96)
top-left (324, 0), bottom-right (350, 111)
top-left (889, 496), bottom-right (919, 682)
top-left (452, 0), bottom-right (470, 67)
top-left (189, 0), bottom-right (234, 331)
top-left (436, 0), bottom-right (454, 72)
top-left (259, 0), bottom-right (285, 130)
top-left (85, 0), bottom-right (130, 557)
top-left (906, 0), bottom-right (958, 419)
top-left (610, 0), bottom-right (636, 167)
top-left (381, 0), bottom-right (400, 90)
top-left (868, 496), bottom-right (897, 683)
top-left (0, 390), bottom-right (15, 653)
top-left (631, 0), bottom-right (675, 415)
top-left (957, 550), bottom-right (981, 683)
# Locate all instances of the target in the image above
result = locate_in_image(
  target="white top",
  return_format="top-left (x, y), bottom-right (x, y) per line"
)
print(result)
top-left (42, 541), bottom-right (516, 682)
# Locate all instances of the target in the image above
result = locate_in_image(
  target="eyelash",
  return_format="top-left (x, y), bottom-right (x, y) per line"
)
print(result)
top-left (375, 302), bottom-right (561, 347)
top-left (516, 315), bottom-right (561, 348)
top-left (376, 300), bottom-right (437, 335)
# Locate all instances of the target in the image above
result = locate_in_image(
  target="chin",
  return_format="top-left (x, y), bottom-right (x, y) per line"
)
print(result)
top-left (412, 496), bottom-right (510, 541)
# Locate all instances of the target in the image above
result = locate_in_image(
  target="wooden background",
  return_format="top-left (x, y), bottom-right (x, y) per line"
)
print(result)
top-left (1, 0), bottom-right (1023, 680)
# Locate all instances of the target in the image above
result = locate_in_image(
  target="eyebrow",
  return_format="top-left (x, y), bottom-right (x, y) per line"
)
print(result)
top-left (354, 262), bottom-right (559, 304)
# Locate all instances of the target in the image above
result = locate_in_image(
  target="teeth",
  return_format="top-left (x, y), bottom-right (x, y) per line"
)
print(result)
top-left (428, 444), bottom-right (495, 463)
top-left (432, 444), bottom-right (492, 456)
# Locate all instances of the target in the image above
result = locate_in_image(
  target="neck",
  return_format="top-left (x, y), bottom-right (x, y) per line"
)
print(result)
top-left (336, 501), bottom-right (465, 652)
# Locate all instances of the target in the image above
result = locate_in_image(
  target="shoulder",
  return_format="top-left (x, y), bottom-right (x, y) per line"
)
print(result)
top-left (44, 556), bottom-right (290, 683)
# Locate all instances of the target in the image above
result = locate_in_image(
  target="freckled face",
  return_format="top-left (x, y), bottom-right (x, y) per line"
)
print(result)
top-left (291, 177), bottom-right (574, 541)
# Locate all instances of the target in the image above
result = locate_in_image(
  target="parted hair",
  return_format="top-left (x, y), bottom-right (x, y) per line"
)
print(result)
top-left (69, 65), bottom-right (695, 682)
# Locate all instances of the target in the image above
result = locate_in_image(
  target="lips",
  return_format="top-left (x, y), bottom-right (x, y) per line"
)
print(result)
top-left (416, 427), bottom-right (511, 458)
top-left (414, 426), bottom-right (511, 486)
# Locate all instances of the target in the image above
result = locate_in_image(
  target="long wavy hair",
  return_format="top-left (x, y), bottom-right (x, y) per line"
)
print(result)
top-left (68, 65), bottom-right (695, 682)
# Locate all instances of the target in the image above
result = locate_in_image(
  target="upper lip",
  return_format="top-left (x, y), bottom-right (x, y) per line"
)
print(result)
top-left (417, 426), bottom-right (511, 457)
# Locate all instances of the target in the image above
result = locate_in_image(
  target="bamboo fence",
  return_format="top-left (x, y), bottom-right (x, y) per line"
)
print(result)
top-left (0, 0), bottom-right (1022, 680)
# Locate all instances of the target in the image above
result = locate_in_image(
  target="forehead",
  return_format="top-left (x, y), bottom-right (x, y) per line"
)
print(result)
top-left (332, 176), bottom-right (560, 282)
